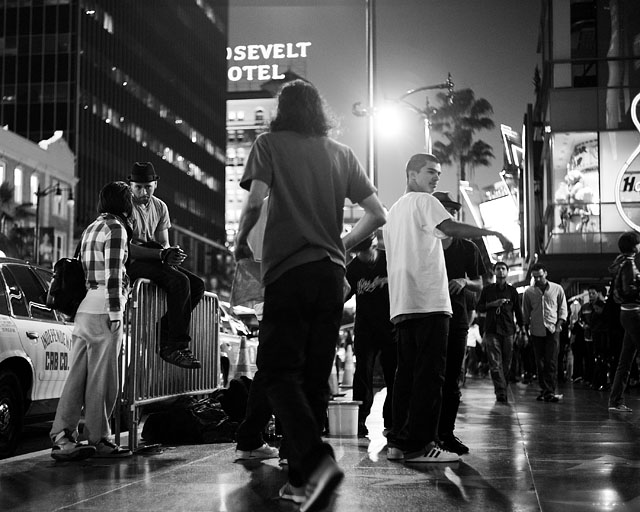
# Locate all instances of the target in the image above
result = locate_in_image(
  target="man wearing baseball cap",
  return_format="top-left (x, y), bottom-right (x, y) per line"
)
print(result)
top-left (127, 162), bottom-right (205, 369)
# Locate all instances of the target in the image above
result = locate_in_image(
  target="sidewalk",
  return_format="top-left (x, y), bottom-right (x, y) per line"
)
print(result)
top-left (2, 378), bottom-right (640, 512)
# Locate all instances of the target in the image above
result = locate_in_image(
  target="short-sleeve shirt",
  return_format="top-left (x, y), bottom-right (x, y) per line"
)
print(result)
top-left (130, 195), bottom-right (171, 245)
top-left (383, 192), bottom-right (453, 322)
top-left (241, 131), bottom-right (376, 285)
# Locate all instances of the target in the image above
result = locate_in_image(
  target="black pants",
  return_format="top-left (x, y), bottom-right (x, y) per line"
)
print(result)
top-left (439, 323), bottom-right (468, 437)
top-left (256, 260), bottom-right (343, 486)
top-left (390, 315), bottom-right (449, 452)
top-left (352, 327), bottom-right (396, 430)
top-left (128, 260), bottom-right (205, 350)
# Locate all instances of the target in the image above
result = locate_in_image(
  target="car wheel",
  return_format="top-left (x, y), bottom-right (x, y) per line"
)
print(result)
top-left (0, 371), bottom-right (24, 459)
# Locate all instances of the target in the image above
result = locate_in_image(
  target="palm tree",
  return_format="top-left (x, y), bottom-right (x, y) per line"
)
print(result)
top-left (430, 88), bottom-right (495, 184)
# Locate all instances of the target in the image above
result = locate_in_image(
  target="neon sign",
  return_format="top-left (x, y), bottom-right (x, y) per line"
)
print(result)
top-left (226, 42), bottom-right (312, 82)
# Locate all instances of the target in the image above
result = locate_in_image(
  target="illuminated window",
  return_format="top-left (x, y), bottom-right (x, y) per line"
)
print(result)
top-left (228, 111), bottom-right (236, 121)
top-left (14, 168), bottom-right (23, 203)
top-left (30, 174), bottom-right (39, 205)
top-left (237, 111), bottom-right (245, 121)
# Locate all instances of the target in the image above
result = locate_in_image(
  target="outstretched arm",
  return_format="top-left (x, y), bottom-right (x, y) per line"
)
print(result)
top-left (437, 218), bottom-right (513, 254)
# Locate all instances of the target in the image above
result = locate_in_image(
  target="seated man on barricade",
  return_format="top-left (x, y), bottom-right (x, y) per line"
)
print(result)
top-left (126, 162), bottom-right (205, 369)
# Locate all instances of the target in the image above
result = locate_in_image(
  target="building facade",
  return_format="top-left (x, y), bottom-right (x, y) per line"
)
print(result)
top-left (526, 0), bottom-right (640, 291)
top-left (0, 0), bottom-right (229, 278)
top-left (0, 128), bottom-right (75, 265)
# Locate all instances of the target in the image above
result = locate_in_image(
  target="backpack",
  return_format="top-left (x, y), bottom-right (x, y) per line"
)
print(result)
top-left (46, 244), bottom-right (86, 319)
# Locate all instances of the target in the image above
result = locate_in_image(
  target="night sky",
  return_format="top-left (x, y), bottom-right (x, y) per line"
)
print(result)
top-left (229, 0), bottom-right (541, 207)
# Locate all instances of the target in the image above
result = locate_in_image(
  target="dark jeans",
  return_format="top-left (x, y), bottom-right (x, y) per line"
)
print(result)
top-left (256, 259), bottom-right (343, 487)
top-left (609, 309), bottom-right (640, 407)
top-left (128, 260), bottom-right (205, 351)
top-left (353, 327), bottom-right (396, 430)
top-left (390, 315), bottom-right (449, 452)
top-left (439, 323), bottom-right (468, 436)
top-left (485, 332), bottom-right (515, 398)
top-left (531, 329), bottom-right (560, 397)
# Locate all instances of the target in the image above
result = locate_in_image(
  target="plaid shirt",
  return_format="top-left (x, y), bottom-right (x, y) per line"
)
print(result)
top-left (80, 213), bottom-right (129, 315)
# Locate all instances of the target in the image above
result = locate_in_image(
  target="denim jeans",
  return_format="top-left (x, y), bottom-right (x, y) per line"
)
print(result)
top-left (352, 326), bottom-right (396, 430)
top-left (439, 323), bottom-right (468, 436)
top-left (256, 259), bottom-right (343, 486)
top-left (390, 315), bottom-right (449, 452)
top-left (609, 309), bottom-right (640, 407)
top-left (485, 332), bottom-right (515, 398)
top-left (128, 260), bottom-right (205, 350)
top-left (531, 330), bottom-right (560, 397)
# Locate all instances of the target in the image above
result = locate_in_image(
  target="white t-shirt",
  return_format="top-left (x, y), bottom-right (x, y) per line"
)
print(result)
top-left (383, 192), bottom-right (452, 322)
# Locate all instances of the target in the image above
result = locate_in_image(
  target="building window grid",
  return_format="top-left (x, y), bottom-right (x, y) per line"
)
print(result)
top-left (88, 94), bottom-right (221, 193)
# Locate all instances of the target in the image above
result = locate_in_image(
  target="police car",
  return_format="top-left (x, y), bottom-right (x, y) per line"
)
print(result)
top-left (0, 258), bottom-right (74, 458)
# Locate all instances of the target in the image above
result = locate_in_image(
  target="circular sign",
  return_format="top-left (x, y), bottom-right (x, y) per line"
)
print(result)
top-left (614, 93), bottom-right (640, 231)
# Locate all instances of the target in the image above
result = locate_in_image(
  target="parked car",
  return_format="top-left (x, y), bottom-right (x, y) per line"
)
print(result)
top-left (0, 258), bottom-right (74, 458)
top-left (218, 301), bottom-right (257, 385)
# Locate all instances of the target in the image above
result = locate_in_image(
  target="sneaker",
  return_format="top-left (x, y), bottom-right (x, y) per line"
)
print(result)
top-left (278, 457), bottom-right (288, 466)
top-left (438, 434), bottom-right (469, 455)
top-left (51, 430), bottom-right (96, 461)
top-left (235, 443), bottom-right (278, 461)
top-left (544, 394), bottom-right (562, 403)
top-left (536, 393), bottom-right (545, 401)
top-left (300, 454), bottom-right (344, 512)
top-left (387, 447), bottom-right (404, 461)
top-left (92, 438), bottom-right (132, 458)
top-left (279, 482), bottom-right (306, 504)
top-left (609, 404), bottom-right (633, 412)
top-left (404, 442), bottom-right (460, 463)
top-left (160, 348), bottom-right (202, 369)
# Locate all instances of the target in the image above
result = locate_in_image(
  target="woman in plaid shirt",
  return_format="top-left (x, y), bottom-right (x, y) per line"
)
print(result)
top-left (50, 181), bottom-right (133, 461)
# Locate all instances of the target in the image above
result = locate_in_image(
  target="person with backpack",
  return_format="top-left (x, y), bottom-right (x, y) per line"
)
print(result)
top-left (49, 182), bottom-right (133, 460)
top-left (608, 231), bottom-right (640, 412)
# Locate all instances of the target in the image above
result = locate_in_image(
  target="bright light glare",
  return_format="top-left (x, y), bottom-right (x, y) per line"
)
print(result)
top-left (375, 103), bottom-right (406, 139)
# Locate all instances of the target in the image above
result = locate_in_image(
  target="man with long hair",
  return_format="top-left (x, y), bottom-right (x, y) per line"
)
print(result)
top-left (50, 182), bottom-right (133, 460)
top-left (235, 80), bottom-right (386, 511)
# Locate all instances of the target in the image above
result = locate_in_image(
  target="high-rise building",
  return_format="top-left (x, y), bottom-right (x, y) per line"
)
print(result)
top-left (0, 0), bottom-right (229, 277)
top-left (525, 0), bottom-right (640, 293)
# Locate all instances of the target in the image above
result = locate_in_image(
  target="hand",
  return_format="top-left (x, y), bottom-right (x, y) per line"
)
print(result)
top-left (162, 246), bottom-right (187, 266)
top-left (108, 319), bottom-right (121, 333)
top-left (234, 241), bottom-right (254, 262)
top-left (448, 278), bottom-right (466, 295)
top-left (498, 233), bottom-right (514, 254)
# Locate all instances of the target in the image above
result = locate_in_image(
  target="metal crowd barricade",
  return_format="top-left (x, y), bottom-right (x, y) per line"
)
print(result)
top-left (116, 278), bottom-right (220, 451)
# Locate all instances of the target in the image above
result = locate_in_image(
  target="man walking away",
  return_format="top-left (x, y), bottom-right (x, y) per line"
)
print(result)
top-left (235, 80), bottom-right (386, 511)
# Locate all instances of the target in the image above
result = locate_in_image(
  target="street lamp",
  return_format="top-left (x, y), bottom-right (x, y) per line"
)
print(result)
top-left (353, 73), bottom-right (454, 153)
top-left (34, 183), bottom-right (74, 265)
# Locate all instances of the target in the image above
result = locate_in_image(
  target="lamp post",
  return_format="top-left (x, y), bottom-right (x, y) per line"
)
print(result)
top-left (34, 183), bottom-right (74, 265)
top-left (353, 73), bottom-right (454, 153)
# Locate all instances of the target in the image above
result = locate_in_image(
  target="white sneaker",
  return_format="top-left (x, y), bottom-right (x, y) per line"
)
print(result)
top-left (235, 443), bottom-right (278, 461)
top-left (404, 442), bottom-right (460, 463)
top-left (50, 430), bottom-right (96, 461)
top-left (609, 404), bottom-right (633, 412)
top-left (278, 482), bottom-right (305, 504)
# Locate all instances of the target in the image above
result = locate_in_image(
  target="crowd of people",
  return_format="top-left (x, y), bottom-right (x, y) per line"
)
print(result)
top-left (46, 79), bottom-right (640, 512)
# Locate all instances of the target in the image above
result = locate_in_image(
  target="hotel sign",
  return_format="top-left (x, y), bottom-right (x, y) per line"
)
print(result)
top-left (227, 42), bottom-right (312, 82)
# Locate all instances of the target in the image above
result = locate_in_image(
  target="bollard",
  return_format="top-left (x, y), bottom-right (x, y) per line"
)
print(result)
top-left (234, 336), bottom-right (254, 379)
top-left (341, 343), bottom-right (355, 388)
